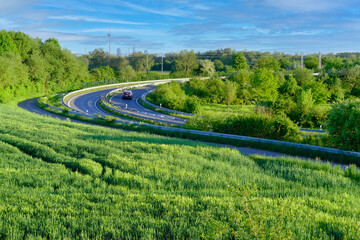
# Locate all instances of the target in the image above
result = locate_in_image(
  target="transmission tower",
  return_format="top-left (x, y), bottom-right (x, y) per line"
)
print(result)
top-left (107, 28), bottom-right (111, 56)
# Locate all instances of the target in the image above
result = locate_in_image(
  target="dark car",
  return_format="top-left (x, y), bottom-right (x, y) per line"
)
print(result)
top-left (122, 90), bottom-right (133, 100)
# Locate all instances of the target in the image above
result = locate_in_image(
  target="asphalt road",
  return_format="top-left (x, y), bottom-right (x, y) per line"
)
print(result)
top-left (109, 88), bottom-right (186, 125)
top-left (17, 96), bottom-right (306, 159)
top-left (67, 87), bottom-right (187, 125)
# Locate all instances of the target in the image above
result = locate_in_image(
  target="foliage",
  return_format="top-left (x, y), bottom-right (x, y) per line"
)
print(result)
top-left (292, 68), bottom-right (314, 86)
top-left (304, 56), bottom-right (319, 70)
top-left (229, 69), bottom-right (252, 106)
top-left (304, 79), bottom-right (331, 104)
top-left (118, 64), bottom-right (136, 79)
top-left (232, 52), bottom-right (249, 70)
top-left (327, 101), bottom-right (360, 151)
top-left (0, 31), bottom-right (91, 102)
top-left (90, 66), bottom-right (115, 81)
top-left (174, 50), bottom-right (197, 75)
top-left (196, 59), bottom-right (215, 76)
top-left (128, 51), bottom-right (155, 72)
top-left (148, 81), bottom-right (188, 112)
top-left (251, 68), bottom-right (279, 102)
top-left (0, 30), bottom-right (19, 55)
top-left (222, 80), bottom-right (238, 114)
top-left (214, 59), bottom-right (224, 71)
top-left (256, 55), bottom-right (280, 71)
top-left (279, 75), bottom-right (300, 97)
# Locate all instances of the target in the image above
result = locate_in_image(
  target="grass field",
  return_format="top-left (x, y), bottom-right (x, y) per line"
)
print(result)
top-left (0, 104), bottom-right (360, 239)
top-left (200, 103), bottom-right (255, 118)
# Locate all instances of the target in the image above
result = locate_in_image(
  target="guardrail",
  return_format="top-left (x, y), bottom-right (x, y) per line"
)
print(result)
top-left (59, 79), bottom-right (360, 163)
top-left (62, 78), bottom-right (191, 108)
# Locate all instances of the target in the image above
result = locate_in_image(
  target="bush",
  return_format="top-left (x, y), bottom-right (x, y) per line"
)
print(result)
top-left (327, 101), bottom-right (360, 151)
top-left (184, 96), bottom-right (201, 114)
top-left (149, 81), bottom-right (187, 111)
top-left (271, 112), bottom-right (301, 141)
top-left (105, 115), bottom-right (116, 123)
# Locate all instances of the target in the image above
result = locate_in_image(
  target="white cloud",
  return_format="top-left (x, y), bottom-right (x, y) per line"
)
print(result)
top-left (23, 30), bottom-right (94, 41)
top-left (81, 28), bottom-right (165, 36)
top-left (48, 15), bottom-right (146, 25)
top-left (0, 18), bottom-right (19, 28)
top-left (0, 0), bottom-right (40, 13)
top-left (118, 1), bottom-right (189, 17)
top-left (263, 0), bottom-right (342, 12)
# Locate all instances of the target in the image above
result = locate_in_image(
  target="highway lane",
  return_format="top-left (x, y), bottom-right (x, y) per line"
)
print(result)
top-left (70, 88), bottom-right (117, 115)
top-left (67, 87), bottom-right (187, 125)
top-left (109, 88), bottom-right (187, 125)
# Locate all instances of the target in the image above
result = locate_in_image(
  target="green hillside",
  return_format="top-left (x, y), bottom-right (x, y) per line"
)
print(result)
top-left (0, 104), bottom-right (359, 239)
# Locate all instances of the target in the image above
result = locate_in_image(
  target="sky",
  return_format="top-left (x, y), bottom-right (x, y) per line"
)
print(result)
top-left (1, 0), bottom-right (360, 55)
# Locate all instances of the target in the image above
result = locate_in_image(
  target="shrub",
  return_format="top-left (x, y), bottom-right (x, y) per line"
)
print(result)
top-left (184, 96), bottom-right (201, 114)
top-left (105, 115), bottom-right (116, 123)
top-left (271, 112), bottom-right (301, 141)
top-left (327, 101), bottom-right (360, 151)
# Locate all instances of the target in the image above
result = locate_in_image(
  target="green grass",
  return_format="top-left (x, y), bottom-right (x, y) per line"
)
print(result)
top-left (200, 103), bottom-right (255, 118)
top-left (41, 94), bottom-right (65, 108)
top-left (1, 103), bottom-right (360, 238)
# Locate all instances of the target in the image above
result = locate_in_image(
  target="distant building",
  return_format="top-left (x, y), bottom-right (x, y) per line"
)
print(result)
top-left (117, 48), bottom-right (121, 56)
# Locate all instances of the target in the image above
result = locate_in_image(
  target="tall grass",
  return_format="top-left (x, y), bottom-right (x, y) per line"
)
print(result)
top-left (2, 104), bottom-right (360, 238)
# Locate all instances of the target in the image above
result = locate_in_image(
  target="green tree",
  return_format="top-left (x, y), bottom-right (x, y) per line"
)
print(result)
top-left (204, 78), bottom-right (225, 103)
top-left (292, 68), bottom-right (313, 86)
top-left (0, 52), bottom-right (28, 102)
top-left (197, 59), bottom-right (215, 76)
top-left (251, 69), bottom-right (279, 102)
top-left (0, 30), bottom-right (19, 56)
top-left (279, 58), bottom-right (291, 70)
top-left (183, 78), bottom-right (207, 98)
top-left (9, 31), bottom-right (39, 60)
top-left (129, 52), bottom-right (155, 72)
top-left (323, 56), bottom-right (344, 71)
top-left (232, 52), bottom-right (249, 70)
top-left (327, 101), bottom-right (360, 151)
top-left (90, 66), bottom-right (115, 81)
top-left (342, 65), bottom-right (360, 94)
top-left (304, 80), bottom-right (331, 104)
top-left (279, 76), bottom-right (300, 97)
top-left (150, 81), bottom-right (187, 111)
top-left (256, 56), bottom-right (280, 71)
top-left (230, 69), bottom-right (252, 107)
top-left (329, 78), bottom-right (344, 102)
top-left (174, 50), bottom-right (197, 75)
top-left (88, 48), bottom-right (106, 70)
top-left (296, 89), bottom-right (314, 115)
top-left (222, 80), bottom-right (238, 115)
top-left (119, 65), bottom-right (136, 79)
top-left (304, 56), bottom-right (319, 70)
top-left (214, 59), bottom-right (224, 71)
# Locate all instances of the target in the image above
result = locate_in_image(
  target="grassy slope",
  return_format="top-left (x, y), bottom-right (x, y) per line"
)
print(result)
top-left (200, 103), bottom-right (255, 118)
top-left (0, 104), bottom-right (360, 239)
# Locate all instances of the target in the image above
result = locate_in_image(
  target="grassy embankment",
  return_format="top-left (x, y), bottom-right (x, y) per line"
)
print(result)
top-left (0, 103), bottom-right (360, 238)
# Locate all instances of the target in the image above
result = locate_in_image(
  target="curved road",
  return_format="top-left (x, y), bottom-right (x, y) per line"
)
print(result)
top-left (109, 88), bottom-right (186, 125)
top-left (18, 95), bottom-right (306, 159)
top-left (68, 87), bottom-right (186, 125)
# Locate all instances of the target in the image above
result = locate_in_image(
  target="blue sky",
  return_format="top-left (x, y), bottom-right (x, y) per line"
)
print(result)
top-left (1, 0), bottom-right (360, 55)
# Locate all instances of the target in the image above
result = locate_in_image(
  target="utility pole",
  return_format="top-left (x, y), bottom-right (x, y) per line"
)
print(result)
top-left (161, 56), bottom-right (164, 74)
top-left (145, 50), bottom-right (148, 73)
top-left (318, 52), bottom-right (322, 69)
top-left (301, 52), bottom-right (304, 68)
top-left (107, 28), bottom-right (111, 56)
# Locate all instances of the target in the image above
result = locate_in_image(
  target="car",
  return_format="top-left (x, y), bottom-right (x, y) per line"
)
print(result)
top-left (122, 90), bottom-right (133, 100)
